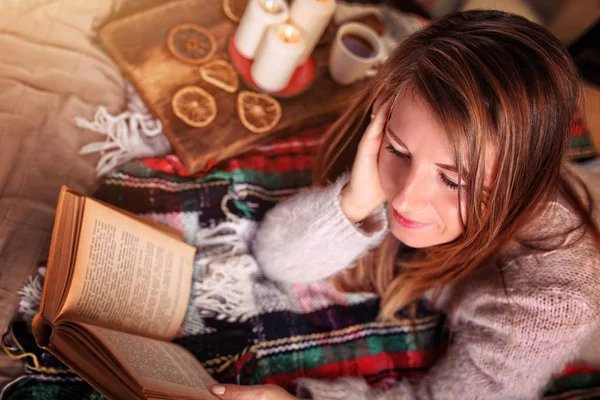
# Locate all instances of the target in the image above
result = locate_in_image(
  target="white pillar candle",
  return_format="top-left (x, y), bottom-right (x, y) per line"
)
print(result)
top-left (290, 0), bottom-right (336, 64)
top-left (234, 0), bottom-right (289, 59)
top-left (251, 23), bottom-right (306, 92)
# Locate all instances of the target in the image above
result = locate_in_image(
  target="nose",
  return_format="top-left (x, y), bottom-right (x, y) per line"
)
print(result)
top-left (391, 166), bottom-right (430, 213)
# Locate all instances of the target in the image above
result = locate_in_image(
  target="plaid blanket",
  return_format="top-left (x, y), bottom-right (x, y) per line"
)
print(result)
top-left (2, 125), bottom-right (599, 399)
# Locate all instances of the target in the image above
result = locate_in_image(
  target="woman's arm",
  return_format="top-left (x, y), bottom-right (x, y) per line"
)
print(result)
top-left (251, 173), bottom-right (388, 283)
top-left (252, 98), bottom-right (393, 284)
top-left (296, 247), bottom-right (600, 399)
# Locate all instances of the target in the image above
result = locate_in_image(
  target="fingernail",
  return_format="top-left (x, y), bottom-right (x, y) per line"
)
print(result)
top-left (211, 385), bottom-right (226, 395)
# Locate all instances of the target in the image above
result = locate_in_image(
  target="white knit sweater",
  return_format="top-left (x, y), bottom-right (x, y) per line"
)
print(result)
top-left (251, 174), bottom-right (600, 400)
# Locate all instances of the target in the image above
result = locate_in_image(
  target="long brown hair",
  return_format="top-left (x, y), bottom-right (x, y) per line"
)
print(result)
top-left (314, 10), bottom-right (600, 320)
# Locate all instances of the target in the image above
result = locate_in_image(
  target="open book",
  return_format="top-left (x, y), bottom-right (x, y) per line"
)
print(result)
top-left (32, 187), bottom-right (218, 400)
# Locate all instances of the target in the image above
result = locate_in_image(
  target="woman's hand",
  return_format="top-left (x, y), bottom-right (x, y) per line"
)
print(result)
top-left (210, 384), bottom-right (300, 400)
top-left (340, 98), bottom-right (392, 223)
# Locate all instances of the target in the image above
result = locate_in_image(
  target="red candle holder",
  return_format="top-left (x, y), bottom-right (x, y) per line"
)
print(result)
top-left (228, 36), bottom-right (316, 98)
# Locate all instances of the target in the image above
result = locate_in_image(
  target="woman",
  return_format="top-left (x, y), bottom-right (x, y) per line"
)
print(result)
top-left (209, 9), bottom-right (600, 400)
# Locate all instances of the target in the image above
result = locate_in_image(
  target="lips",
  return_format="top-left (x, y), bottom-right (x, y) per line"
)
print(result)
top-left (393, 209), bottom-right (432, 229)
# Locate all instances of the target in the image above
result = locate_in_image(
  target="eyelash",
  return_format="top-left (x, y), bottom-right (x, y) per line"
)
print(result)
top-left (385, 144), bottom-right (461, 191)
top-left (439, 173), bottom-right (460, 191)
top-left (385, 144), bottom-right (407, 159)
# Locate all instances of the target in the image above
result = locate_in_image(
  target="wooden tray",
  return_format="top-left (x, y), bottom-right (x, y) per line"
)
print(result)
top-left (100, 0), bottom-right (369, 174)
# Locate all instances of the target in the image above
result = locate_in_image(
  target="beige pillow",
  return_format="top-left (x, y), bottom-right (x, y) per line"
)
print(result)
top-left (460, 0), bottom-right (542, 24)
top-left (0, 0), bottom-right (127, 386)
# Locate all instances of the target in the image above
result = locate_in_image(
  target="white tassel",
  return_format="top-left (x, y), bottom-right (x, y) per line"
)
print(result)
top-left (75, 83), bottom-right (168, 177)
top-left (17, 267), bottom-right (46, 324)
top-left (193, 220), bottom-right (260, 323)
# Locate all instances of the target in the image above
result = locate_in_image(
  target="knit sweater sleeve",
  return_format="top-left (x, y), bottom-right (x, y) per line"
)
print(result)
top-left (295, 240), bottom-right (600, 399)
top-left (251, 173), bottom-right (388, 283)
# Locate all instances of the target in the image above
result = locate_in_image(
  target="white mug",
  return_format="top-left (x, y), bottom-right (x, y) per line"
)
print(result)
top-left (328, 22), bottom-right (385, 85)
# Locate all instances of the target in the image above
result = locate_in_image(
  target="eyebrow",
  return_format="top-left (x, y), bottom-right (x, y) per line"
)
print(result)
top-left (385, 125), bottom-right (460, 174)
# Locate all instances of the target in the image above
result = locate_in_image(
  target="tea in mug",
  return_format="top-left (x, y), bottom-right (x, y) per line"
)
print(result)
top-left (341, 33), bottom-right (376, 59)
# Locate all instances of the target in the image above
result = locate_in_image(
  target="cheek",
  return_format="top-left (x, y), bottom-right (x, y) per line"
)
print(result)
top-left (460, 197), bottom-right (468, 225)
top-left (433, 192), bottom-right (466, 235)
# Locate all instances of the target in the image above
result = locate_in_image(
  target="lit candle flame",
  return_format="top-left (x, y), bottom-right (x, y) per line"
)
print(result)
top-left (264, 0), bottom-right (274, 11)
top-left (284, 25), bottom-right (294, 39)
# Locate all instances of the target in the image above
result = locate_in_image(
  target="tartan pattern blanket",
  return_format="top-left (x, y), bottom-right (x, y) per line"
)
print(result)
top-left (1, 125), bottom-right (599, 399)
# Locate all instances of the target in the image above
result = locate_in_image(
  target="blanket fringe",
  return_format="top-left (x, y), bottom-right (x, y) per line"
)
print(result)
top-left (75, 82), bottom-right (170, 177)
top-left (193, 220), bottom-right (261, 323)
top-left (17, 267), bottom-right (45, 325)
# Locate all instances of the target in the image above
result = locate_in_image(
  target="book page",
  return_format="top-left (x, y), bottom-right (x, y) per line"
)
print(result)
top-left (85, 324), bottom-right (217, 399)
top-left (59, 198), bottom-right (196, 341)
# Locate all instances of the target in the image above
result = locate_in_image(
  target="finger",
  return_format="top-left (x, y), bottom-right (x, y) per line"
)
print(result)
top-left (210, 384), bottom-right (247, 399)
top-left (357, 99), bottom-right (393, 158)
top-left (363, 98), bottom-right (393, 141)
top-left (371, 96), bottom-right (384, 117)
top-left (210, 384), bottom-right (294, 400)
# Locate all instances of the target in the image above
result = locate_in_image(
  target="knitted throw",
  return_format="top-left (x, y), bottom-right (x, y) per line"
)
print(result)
top-left (1, 126), bottom-right (598, 400)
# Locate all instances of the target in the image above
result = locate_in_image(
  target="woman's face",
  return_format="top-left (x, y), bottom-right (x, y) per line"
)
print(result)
top-left (377, 93), bottom-right (471, 248)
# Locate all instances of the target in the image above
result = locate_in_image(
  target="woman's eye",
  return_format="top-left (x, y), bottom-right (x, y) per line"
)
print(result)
top-left (439, 173), bottom-right (461, 191)
top-left (384, 144), bottom-right (465, 192)
top-left (385, 144), bottom-right (410, 159)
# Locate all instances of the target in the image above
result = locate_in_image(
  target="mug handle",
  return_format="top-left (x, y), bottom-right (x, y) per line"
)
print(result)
top-left (364, 50), bottom-right (387, 78)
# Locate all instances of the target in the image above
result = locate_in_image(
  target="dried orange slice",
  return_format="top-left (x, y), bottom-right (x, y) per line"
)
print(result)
top-left (172, 86), bottom-right (217, 128)
top-left (237, 91), bottom-right (281, 133)
top-left (200, 60), bottom-right (239, 93)
top-left (223, 0), bottom-right (249, 23)
top-left (167, 24), bottom-right (216, 65)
